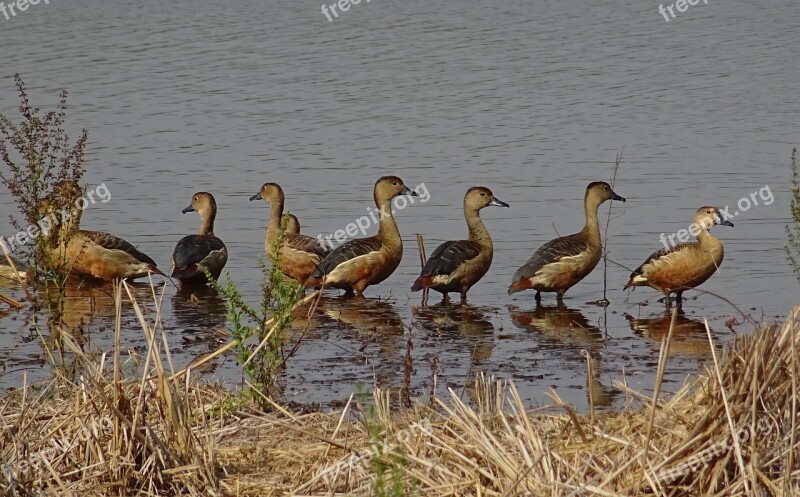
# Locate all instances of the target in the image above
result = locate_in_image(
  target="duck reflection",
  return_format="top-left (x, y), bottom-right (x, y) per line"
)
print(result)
top-left (508, 303), bottom-right (604, 348)
top-left (414, 303), bottom-right (495, 364)
top-left (171, 285), bottom-right (228, 349)
top-left (317, 296), bottom-right (406, 389)
top-left (32, 280), bottom-right (159, 364)
top-left (46, 280), bottom-right (157, 332)
top-left (587, 376), bottom-right (616, 409)
top-left (509, 303), bottom-right (615, 408)
top-left (625, 309), bottom-right (712, 356)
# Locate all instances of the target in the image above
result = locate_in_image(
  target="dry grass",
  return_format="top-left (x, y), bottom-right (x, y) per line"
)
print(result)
top-left (1, 282), bottom-right (798, 496)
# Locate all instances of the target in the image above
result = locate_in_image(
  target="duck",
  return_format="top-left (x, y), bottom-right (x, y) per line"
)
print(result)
top-left (508, 181), bottom-right (625, 302)
top-left (171, 192), bottom-right (228, 285)
top-left (305, 176), bottom-right (417, 296)
top-left (42, 180), bottom-right (164, 281)
top-left (624, 206), bottom-right (732, 308)
top-left (249, 183), bottom-right (329, 284)
top-left (282, 213), bottom-right (300, 234)
top-left (411, 186), bottom-right (508, 304)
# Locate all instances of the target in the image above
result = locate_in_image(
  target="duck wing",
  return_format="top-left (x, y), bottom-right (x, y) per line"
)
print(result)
top-left (172, 234), bottom-right (226, 270)
top-left (420, 240), bottom-right (481, 277)
top-left (511, 233), bottom-right (587, 283)
top-left (311, 237), bottom-right (382, 278)
top-left (82, 231), bottom-right (157, 266)
top-left (285, 233), bottom-right (329, 258)
top-left (627, 243), bottom-right (693, 282)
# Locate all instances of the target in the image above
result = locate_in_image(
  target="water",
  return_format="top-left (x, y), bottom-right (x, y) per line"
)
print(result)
top-left (0, 0), bottom-right (797, 411)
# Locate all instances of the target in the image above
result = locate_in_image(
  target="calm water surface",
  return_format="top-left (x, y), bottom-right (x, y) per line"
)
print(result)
top-left (1, 0), bottom-right (798, 411)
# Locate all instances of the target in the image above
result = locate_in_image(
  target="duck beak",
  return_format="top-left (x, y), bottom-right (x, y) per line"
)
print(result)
top-left (249, 192), bottom-right (262, 201)
top-left (181, 205), bottom-right (195, 214)
top-left (489, 197), bottom-right (510, 208)
top-left (400, 185), bottom-right (418, 196)
top-left (611, 191), bottom-right (626, 202)
top-left (720, 220), bottom-right (734, 227)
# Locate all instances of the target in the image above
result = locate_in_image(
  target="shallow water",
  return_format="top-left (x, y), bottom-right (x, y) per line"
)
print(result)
top-left (0, 0), bottom-right (798, 411)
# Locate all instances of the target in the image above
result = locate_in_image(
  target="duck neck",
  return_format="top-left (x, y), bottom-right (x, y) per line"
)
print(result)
top-left (265, 197), bottom-right (285, 245)
top-left (580, 197), bottom-right (602, 246)
top-left (696, 227), bottom-right (722, 249)
top-left (376, 198), bottom-right (401, 250)
top-left (198, 209), bottom-right (215, 236)
top-left (465, 207), bottom-right (491, 248)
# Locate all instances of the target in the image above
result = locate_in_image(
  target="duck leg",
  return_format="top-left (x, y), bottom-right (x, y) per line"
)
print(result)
top-left (535, 291), bottom-right (542, 303)
top-left (442, 293), bottom-right (450, 304)
top-left (460, 291), bottom-right (468, 305)
top-left (556, 292), bottom-right (564, 304)
top-left (675, 290), bottom-right (684, 308)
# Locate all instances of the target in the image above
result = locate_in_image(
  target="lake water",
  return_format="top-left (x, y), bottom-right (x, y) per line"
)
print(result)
top-left (1, 0), bottom-right (798, 411)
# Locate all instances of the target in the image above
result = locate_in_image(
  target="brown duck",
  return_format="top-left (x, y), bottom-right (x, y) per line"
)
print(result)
top-left (411, 186), bottom-right (508, 304)
top-left (305, 176), bottom-right (417, 296)
top-left (171, 192), bottom-right (228, 285)
top-left (43, 180), bottom-right (163, 281)
top-left (508, 181), bottom-right (625, 302)
top-left (250, 183), bottom-right (328, 284)
top-left (282, 213), bottom-right (300, 234)
top-left (624, 206), bottom-right (732, 307)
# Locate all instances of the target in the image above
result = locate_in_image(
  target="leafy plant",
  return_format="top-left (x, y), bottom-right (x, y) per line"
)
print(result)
top-left (0, 73), bottom-right (87, 274)
top-left (209, 230), bottom-right (303, 404)
top-left (0, 74), bottom-right (89, 368)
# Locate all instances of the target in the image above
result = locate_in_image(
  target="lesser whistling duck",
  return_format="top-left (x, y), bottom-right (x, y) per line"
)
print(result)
top-left (42, 180), bottom-right (163, 281)
top-left (171, 192), bottom-right (228, 285)
top-left (411, 186), bottom-right (508, 304)
top-left (249, 183), bottom-right (328, 284)
top-left (282, 213), bottom-right (300, 234)
top-left (624, 206), bottom-right (732, 308)
top-left (305, 176), bottom-right (418, 296)
top-left (508, 181), bottom-right (625, 302)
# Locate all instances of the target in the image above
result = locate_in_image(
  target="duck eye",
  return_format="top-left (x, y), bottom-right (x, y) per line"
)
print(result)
top-left (392, 181), bottom-right (398, 186)
top-left (480, 192), bottom-right (486, 196)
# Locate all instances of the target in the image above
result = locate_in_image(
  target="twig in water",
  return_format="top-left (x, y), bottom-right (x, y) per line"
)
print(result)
top-left (416, 233), bottom-right (428, 304)
top-left (600, 147), bottom-right (624, 306)
top-left (582, 349), bottom-right (596, 425)
top-left (401, 330), bottom-right (413, 409)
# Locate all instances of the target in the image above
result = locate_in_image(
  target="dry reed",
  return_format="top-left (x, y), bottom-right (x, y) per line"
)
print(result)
top-left (2, 287), bottom-right (799, 496)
